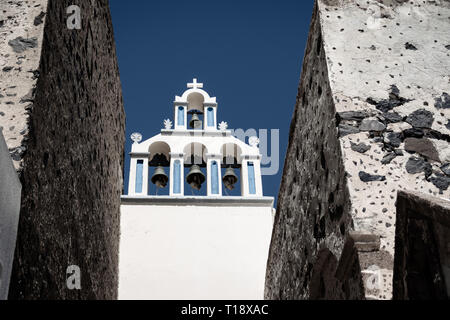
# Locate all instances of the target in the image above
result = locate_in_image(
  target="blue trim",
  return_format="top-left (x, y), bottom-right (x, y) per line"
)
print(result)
top-left (211, 161), bottom-right (219, 194)
top-left (207, 107), bottom-right (214, 127)
top-left (135, 160), bottom-right (144, 193)
top-left (177, 106), bottom-right (185, 126)
top-left (173, 160), bottom-right (181, 194)
top-left (248, 162), bottom-right (256, 195)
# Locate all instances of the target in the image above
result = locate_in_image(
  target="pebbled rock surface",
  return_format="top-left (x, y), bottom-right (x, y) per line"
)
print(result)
top-left (404, 138), bottom-right (440, 162)
top-left (405, 109), bottom-right (434, 129)
top-left (359, 118), bottom-right (386, 132)
top-left (441, 163), bottom-right (450, 176)
top-left (434, 92), bottom-right (450, 110)
top-left (351, 142), bottom-right (371, 153)
top-left (359, 171), bottom-right (386, 182)
top-left (405, 156), bottom-right (432, 177)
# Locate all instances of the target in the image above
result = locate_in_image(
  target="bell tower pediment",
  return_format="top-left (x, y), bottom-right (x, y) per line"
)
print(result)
top-left (175, 78), bottom-right (217, 106)
top-left (126, 78), bottom-right (264, 198)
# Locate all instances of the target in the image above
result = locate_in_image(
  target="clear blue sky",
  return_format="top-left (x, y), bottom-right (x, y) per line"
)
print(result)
top-left (109, 0), bottom-right (314, 202)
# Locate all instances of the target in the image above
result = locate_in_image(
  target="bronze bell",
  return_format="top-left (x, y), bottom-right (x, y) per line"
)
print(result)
top-left (222, 166), bottom-right (238, 190)
top-left (189, 113), bottom-right (202, 129)
top-left (151, 166), bottom-right (168, 188)
top-left (186, 164), bottom-right (205, 190)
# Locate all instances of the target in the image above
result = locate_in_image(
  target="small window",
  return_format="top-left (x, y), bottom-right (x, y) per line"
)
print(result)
top-left (135, 160), bottom-right (144, 193)
top-left (211, 161), bottom-right (219, 194)
top-left (177, 106), bottom-right (185, 126)
top-left (248, 162), bottom-right (256, 195)
top-left (207, 107), bottom-right (214, 127)
top-left (173, 160), bottom-right (181, 194)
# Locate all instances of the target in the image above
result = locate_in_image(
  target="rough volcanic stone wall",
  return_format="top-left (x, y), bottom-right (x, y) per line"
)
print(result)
top-left (264, 1), bottom-right (364, 300)
top-left (1, 0), bottom-right (125, 299)
top-left (393, 190), bottom-right (450, 300)
top-left (266, 0), bottom-right (450, 300)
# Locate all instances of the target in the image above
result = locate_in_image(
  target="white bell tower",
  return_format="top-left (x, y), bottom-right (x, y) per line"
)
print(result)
top-left (118, 79), bottom-right (274, 300)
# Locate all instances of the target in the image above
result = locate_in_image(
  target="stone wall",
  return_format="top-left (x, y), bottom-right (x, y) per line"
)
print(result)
top-left (1, 0), bottom-right (125, 299)
top-left (266, 0), bottom-right (450, 300)
top-left (265, 1), bottom-right (365, 299)
top-left (393, 190), bottom-right (450, 300)
top-left (0, 131), bottom-right (21, 300)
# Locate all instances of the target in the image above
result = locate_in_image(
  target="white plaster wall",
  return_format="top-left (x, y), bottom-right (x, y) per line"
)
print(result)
top-left (118, 200), bottom-right (273, 300)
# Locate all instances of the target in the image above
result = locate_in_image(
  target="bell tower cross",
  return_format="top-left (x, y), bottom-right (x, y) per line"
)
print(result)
top-left (187, 78), bottom-right (203, 89)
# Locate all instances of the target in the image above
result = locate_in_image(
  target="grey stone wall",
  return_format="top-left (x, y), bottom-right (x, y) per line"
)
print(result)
top-left (393, 190), bottom-right (450, 300)
top-left (1, 0), bottom-right (125, 299)
top-left (264, 1), bottom-right (365, 300)
top-left (0, 131), bottom-right (21, 300)
top-left (266, 0), bottom-right (450, 300)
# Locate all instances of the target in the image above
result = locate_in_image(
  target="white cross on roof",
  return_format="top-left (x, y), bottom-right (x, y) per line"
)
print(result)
top-left (187, 78), bottom-right (203, 89)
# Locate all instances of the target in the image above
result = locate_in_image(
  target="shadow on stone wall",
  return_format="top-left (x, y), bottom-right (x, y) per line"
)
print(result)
top-left (393, 190), bottom-right (450, 300)
top-left (264, 1), bottom-right (364, 300)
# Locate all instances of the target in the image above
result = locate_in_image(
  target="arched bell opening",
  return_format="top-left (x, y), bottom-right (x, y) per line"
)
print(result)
top-left (183, 142), bottom-right (208, 196)
top-left (148, 141), bottom-right (171, 195)
top-left (186, 92), bottom-right (205, 130)
top-left (183, 142), bottom-right (207, 166)
top-left (221, 143), bottom-right (242, 196)
top-left (186, 92), bottom-right (205, 112)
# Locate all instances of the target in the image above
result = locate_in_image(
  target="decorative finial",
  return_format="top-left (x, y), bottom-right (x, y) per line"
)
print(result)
top-left (187, 78), bottom-right (203, 89)
top-left (164, 119), bottom-right (173, 130)
top-left (131, 132), bottom-right (142, 144)
top-left (218, 121), bottom-right (228, 131)
top-left (249, 136), bottom-right (260, 148)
